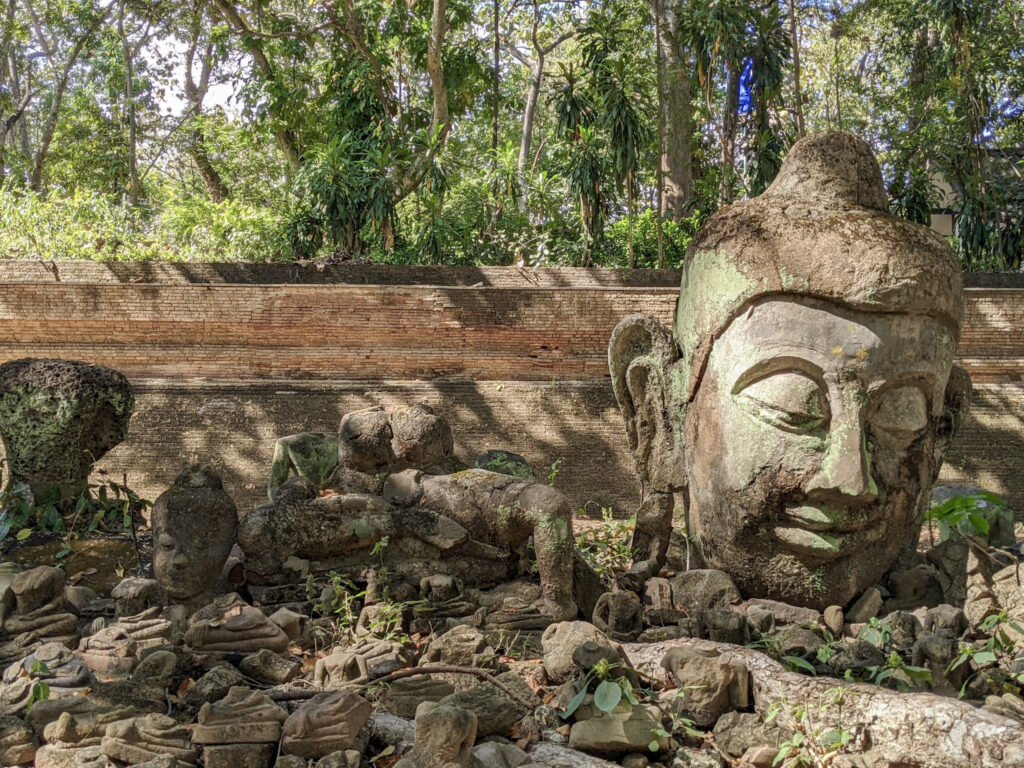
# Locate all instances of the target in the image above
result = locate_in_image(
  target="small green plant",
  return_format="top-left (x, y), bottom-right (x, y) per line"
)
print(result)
top-left (947, 610), bottom-right (1024, 697)
top-left (766, 688), bottom-right (863, 767)
top-left (547, 457), bottom-right (565, 486)
top-left (927, 491), bottom-right (1010, 545)
top-left (560, 657), bottom-right (639, 719)
top-left (857, 617), bottom-right (892, 648)
top-left (25, 660), bottom-right (51, 710)
top-left (862, 651), bottom-right (932, 691)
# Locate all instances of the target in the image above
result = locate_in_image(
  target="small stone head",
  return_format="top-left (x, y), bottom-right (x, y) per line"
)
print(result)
top-left (610, 132), bottom-right (970, 609)
top-left (152, 465), bottom-right (237, 603)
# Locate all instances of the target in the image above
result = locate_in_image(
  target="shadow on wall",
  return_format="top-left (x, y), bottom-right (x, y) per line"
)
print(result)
top-left (82, 378), bottom-right (640, 520)
top-left (940, 383), bottom-right (1024, 513)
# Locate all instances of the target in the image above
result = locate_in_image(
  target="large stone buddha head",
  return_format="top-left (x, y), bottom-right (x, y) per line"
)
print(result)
top-left (609, 132), bottom-right (970, 609)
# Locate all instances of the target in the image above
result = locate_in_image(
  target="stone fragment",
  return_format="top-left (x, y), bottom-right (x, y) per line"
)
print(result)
top-left (702, 608), bottom-right (749, 645)
top-left (823, 606), bottom-right (844, 636)
top-left (644, 578), bottom-right (674, 612)
top-left (269, 431), bottom-right (340, 501)
top-left (100, 714), bottom-right (197, 768)
top-left (823, 639), bottom-right (886, 679)
top-left (111, 578), bottom-right (166, 618)
top-left (847, 587), bottom-right (883, 624)
top-left (778, 627), bottom-right (822, 661)
top-left (76, 624), bottom-right (140, 678)
top-left (712, 712), bottom-right (785, 759)
top-left (0, 642), bottom-right (91, 715)
top-left (269, 608), bottom-right (305, 640)
top-left (661, 644), bottom-right (750, 727)
top-left (669, 570), bottom-right (740, 616)
top-left (315, 750), bottom-right (362, 768)
top-left (923, 604), bottom-right (969, 639)
top-left (183, 594), bottom-right (289, 654)
top-left (911, 633), bottom-right (967, 695)
top-left (34, 743), bottom-right (104, 768)
top-left (746, 599), bottom-right (821, 627)
top-left (439, 672), bottom-right (536, 738)
top-left (380, 677), bottom-right (455, 719)
top-left (152, 466), bottom-right (237, 607)
top-left (568, 705), bottom-right (667, 756)
top-left (393, 702), bottom-right (477, 768)
top-left (204, 743), bottom-right (276, 768)
top-left (282, 691), bottom-right (372, 759)
top-left (0, 358), bottom-right (133, 500)
top-left (193, 686), bottom-right (287, 745)
top-left (883, 564), bottom-right (943, 612)
top-left (983, 693), bottom-right (1024, 721)
top-left (132, 649), bottom-right (178, 689)
top-left (419, 626), bottom-right (501, 691)
top-left (0, 566), bottom-right (78, 642)
top-left (541, 621), bottom-right (613, 684)
top-left (739, 745), bottom-right (778, 768)
top-left (180, 665), bottom-right (248, 718)
top-left (239, 649), bottom-right (301, 685)
top-left (745, 605), bottom-right (775, 635)
top-left (474, 742), bottom-right (532, 767)
top-left (591, 591), bottom-right (642, 642)
top-left (316, 638), bottom-right (409, 687)
top-left (0, 714), bottom-right (37, 766)
top-left (879, 611), bottom-right (922, 648)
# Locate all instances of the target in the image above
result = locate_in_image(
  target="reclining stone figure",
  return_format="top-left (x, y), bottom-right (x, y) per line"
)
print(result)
top-left (239, 404), bottom-right (577, 620)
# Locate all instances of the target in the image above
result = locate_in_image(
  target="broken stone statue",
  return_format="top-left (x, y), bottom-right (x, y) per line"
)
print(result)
top-left (239, 403), bottom-right (577, 619)
top-left (0, 358), bottom-right (134, 502)
top-left (609, 131), bottom-right (970, 609)
top-left (152, 465), bottom-right (237, 608)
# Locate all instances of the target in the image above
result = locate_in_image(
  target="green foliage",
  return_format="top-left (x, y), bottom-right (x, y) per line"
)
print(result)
top-left (26, 661), bottom-right (51, 711)
top-left (766, 689), bottom-right (863, 767)
top-left (574, 506), bottom-right (634, 580)
top-left (0, 184), bottom-right (283, 262)
top-left (0, 474), bottom-right (150, 551)
top-left (0, 0), bottom-right (1021, 268)
top-left (926, 491), bottom-right (1009, 544)
top-left (560, 656), bottom-right (639, 719)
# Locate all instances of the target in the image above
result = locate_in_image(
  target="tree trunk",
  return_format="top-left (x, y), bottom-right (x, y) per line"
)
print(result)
top-left (719, 62), bottom-right (740, 206)
top-left (653, 0), bottom-right (665, 267)
top-left (627, 171), bottom-right (635, 268)
top-left (210, 0), bottom-right (302, 175)
top-left (788, 0), bottom-right (805, 137)
top-left (426, 0), bottom-right (449, 142)
top-left (517, 55), bottom-right (543, 209)
top-left (650, 0), bottom-right (694, 222)
top-left (492, 0), bottom-right (499, 164)
top-left (185, 9), bottom-right (229, 203)
top-left (624, 638), bottom-right (1024, 768)
top-left (119, 0), bottom-right (140, 206)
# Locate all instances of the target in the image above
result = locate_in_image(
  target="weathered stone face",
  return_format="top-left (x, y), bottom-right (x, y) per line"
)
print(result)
top-left (685, 298), bottom-right (956, 607)
top-left (151, 466), bottom-right (237, 604)
top-left (609, 131), bottom-right (970, 609)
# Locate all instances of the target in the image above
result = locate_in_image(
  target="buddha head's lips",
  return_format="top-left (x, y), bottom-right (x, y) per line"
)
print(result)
top-left (674, 130), bottom-right (963, 403)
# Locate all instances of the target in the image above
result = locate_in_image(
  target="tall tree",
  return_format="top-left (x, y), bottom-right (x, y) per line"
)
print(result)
top-left (649, 0), bottom-right (695, 222)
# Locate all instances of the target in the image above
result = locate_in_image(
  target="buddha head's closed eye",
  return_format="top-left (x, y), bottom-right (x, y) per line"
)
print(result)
top-left (610, 131), bottom-right (971, 609)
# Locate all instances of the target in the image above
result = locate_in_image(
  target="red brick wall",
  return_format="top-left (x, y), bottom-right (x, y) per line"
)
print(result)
top-left (0, 264), bottom-right (1019, 514)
